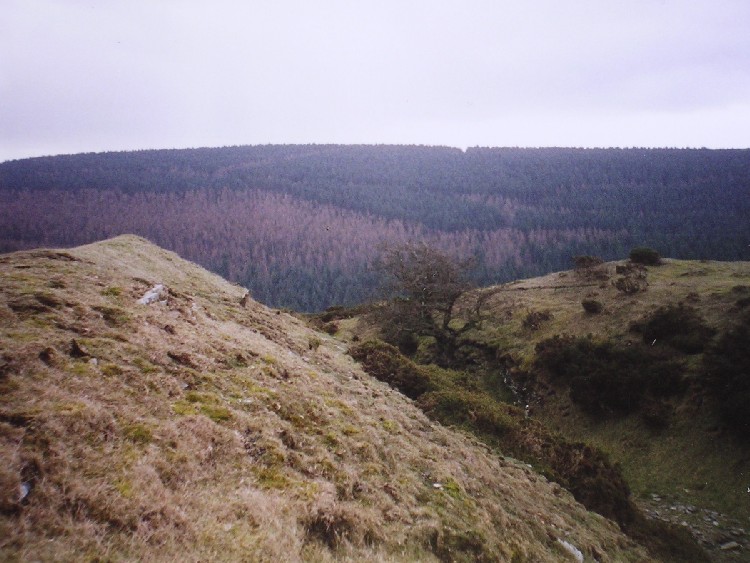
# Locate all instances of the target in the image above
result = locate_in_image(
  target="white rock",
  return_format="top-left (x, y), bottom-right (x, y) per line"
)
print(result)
top-left (137, 284), bottom-right (166, 305)
top-left (557, 538), bottom-right (584, 562)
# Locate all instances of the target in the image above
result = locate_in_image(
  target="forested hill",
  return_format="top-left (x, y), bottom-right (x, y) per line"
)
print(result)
top-left (2, 145), bottom-right (749, 311)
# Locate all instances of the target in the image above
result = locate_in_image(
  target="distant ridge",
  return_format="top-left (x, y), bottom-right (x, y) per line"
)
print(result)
top-left (1, 145), bottom-right (749, 311)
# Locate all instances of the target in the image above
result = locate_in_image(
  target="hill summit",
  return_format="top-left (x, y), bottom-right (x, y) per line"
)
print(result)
top-left (0, 235), bottom-right (651, 561)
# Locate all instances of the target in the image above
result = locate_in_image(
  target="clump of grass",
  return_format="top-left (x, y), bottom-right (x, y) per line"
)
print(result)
top-left (101, 363), bottom-right (124, 377)
top-left (123, 423), bottom-right (153, 444)
top-left (92, 305), bottom-right (130, 327)
top-left (101, 286), bottom-right (122, 297)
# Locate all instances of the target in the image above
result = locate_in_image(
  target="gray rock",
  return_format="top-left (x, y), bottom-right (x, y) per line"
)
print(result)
top-left (720, 541), bottom-right (741, 551)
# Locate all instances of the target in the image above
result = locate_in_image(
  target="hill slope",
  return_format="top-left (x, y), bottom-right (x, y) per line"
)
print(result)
top-left (376, 256), bottom-right (750, 559)
top-left (0, 236), bottom-right (649, 561)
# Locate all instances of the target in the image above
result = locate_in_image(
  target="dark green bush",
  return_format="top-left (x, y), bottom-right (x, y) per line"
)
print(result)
top-left (321, 321), bottom-right (338, 335)
top-left (572, 255), bottom-right (604, 270)
top-left (348, 340), bottom-right (434, 399)
top-left (640, 399), bottom-right (672, 431)
top-left (581, 299), bottom-right (603, 314)
top-left (631, 304), bottom-right (715, 354)
top-left (613, 275), bottom-right (647, 294)
top-left (535, 336), bottom-right (684, 417)
top-left (522, 309), bottom-right (552, 330)
top-left (629, 246), bottom-right (661, 266)
top-left (703, 313), bottom-right (750, 440)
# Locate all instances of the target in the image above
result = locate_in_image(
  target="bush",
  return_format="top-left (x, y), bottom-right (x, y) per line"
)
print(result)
top-left (631, 304), bottom-right (715, 354)
top-left (640, 399), bottom-right (672, 431)
top-left (629, 247), bottom-right (661, 266)
top-left (523, 310), bottom-right (552, 330)
top-left (535, 336), bottom-right (684, 417)
top-left (348, 340), bottom-right (434, 399)
top-left (572, 255), bottom-right (604, 270)
top-left (581, 299), bottom-right (603, 314)
top-left (703, 313), bottom-right (750, 440)
top-left (613, 275), bottom-right (647, 294)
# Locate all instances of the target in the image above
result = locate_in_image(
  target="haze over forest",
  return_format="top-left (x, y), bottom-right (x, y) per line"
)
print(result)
top-left (2, 144), bottom-right (749, 311)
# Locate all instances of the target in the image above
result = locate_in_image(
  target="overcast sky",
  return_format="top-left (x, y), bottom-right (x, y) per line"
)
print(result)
top-left (2, 0), bottom-right (749, 162)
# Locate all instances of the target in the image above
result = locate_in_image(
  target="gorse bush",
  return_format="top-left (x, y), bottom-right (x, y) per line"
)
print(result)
top-left (581, 299), bottom-right (603, 314)
top-left (629, 246), bottom-right (662, 266)
top-left (631, 304), bottom-right (715, 354)
top-left (703, 313), bottom-right (750, 440)
top-left (348, 340), bottom-right (434, 399)
top-left (534, 336), bottom-right (685, 417)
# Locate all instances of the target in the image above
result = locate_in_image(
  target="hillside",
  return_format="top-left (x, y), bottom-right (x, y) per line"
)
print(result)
top-left (0, 235), bottom-right (652, 561)
top-left (2, 145), bottom-right (749, 311)
top-left (341, 254), bottom-right (750, 560)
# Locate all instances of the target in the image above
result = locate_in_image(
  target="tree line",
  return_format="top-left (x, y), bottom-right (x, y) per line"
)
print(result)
top-left (1, 145), bottom-right (749, 311)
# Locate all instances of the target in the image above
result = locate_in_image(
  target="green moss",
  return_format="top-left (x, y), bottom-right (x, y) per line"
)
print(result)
top-left (101, 363), bottom-right (124, 377)
top-left (172, 400), bottom-right (199, 416)
top-left (123, 423), bottom-right (153, 444)
top-left (201, 404), bottom-right (232, 423)
top-left (381, 419), bottom-right (399, 433)
top-left (253, 467), bottom-right (291, 490)
top-left (133, 357), bottom-right (159, 374)
top-left (115, 478), bottom-right (134, 499)
top-left (442, 477), bottom-right (462, 500)
top-left (101, 286), bottom-right (123, 297)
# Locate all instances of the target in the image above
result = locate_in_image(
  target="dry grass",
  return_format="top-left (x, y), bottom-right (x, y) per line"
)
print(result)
top-left (0, 235), bottom-right (650, 561)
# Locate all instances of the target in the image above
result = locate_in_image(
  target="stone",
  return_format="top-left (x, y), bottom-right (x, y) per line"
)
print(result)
top-left (137, 284), bottom-right (167, 305)
top-left (720, 541), bottom-right (740, 551)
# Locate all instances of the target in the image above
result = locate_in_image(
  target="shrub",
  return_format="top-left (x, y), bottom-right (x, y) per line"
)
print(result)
top-left (572, 256), bottom-right (609, 281)
top-left (573, 255), bottom-right (604, 270)
top-left (629, 247), bottom-right (661, 266)
top-left (631, 304), bottom-right (715, 354)
top-left (703, 313), bottom-right (750, 440)
top-left (581, 299), bottom-right (603, 314)
top-left (349, 340), bottom-right (434, 399)
top-left (319, 322), bottom-right (338, 335)
top-left (613, 276), bottom-right (647, 294)
top-left (523, 310), bottom-right (552, 330)
top-left (535, 336), bottom-right (684, 417)
top-left (640, 399), bottom-right (672, 431)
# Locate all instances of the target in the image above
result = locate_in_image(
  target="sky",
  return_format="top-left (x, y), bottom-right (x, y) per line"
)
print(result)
top-left (2, 0), bottom-right (750, 162)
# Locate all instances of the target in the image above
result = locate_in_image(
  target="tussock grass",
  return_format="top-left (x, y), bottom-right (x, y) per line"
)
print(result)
top-left (0, 236), bottom-right (650, 561)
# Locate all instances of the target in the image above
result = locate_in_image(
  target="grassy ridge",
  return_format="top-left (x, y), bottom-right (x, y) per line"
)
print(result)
top-left (0, 236), bottom-right (651, 561)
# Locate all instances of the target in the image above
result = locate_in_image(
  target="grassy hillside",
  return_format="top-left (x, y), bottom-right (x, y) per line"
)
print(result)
top-left (457, 257), bottom-right (750, 517)
top-left (0, 236), bottom-right (651, 561)
top-left (341, 255), bottom-right (750, 560)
